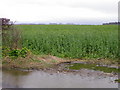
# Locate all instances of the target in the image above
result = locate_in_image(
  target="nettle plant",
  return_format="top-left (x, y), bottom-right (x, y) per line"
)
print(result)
top-left (9, 47), bottom-right (29, 58)
top-left (2, 47), bottom-right (30, 59)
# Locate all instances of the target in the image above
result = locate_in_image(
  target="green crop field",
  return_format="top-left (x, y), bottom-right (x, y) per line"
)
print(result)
top-left (17, 25), bottom-right (118, 60)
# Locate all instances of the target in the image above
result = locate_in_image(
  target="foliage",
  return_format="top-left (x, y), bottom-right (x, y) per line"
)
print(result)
top-left (115, 79), bottom-right (120, 83)
top-left (17, 25), bottom-right (118, 60)
top-left (3, 47), bottom-right (29, 58)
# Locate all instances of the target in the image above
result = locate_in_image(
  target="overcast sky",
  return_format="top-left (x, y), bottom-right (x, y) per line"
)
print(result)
top-left (0, 0), bottom-right (119, 24)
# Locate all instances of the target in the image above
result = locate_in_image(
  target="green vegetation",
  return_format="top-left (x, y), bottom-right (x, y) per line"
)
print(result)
top-left (17, 25), bottom-right (118, 60)
top-left (68, 63), bottom-right (119, 73)
top-left (115, 79), bottom-right (120, 83)
top-left (3, 47), bottom-right (29, 58)
top-left (3, 24), bottom-right (119, 70)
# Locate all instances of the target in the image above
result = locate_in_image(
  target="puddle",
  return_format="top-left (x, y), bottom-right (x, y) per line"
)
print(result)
top-left (2, 69), bottom-right (118, 88)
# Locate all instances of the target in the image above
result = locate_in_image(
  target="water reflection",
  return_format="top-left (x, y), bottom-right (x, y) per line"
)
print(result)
top-left (2, 69), bottom-right (118, 88)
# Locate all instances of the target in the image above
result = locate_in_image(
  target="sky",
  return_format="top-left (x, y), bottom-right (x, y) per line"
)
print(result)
top-left (0, 0), bottom-right (119, 24)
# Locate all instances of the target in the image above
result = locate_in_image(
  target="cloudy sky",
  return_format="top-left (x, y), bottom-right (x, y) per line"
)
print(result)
top-left (0, 0), bottom-right (119, 24)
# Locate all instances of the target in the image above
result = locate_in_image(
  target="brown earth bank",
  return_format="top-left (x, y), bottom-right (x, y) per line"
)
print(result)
top-left (2, 55), bottom-right (118, 73)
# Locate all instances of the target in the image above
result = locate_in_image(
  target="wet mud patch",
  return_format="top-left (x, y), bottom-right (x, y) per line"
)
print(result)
top-left (55, 61), bottom-right (119, 77)
top-left (67, 63), bottom-right (119, 73)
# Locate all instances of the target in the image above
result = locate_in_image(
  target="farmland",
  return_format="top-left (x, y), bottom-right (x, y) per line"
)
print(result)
top-left (17, 25), bottom-right (118, 60)
top-left (2, 24), bottom-right (119, 87)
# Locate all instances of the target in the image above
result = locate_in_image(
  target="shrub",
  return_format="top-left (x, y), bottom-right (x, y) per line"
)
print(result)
top-left (8, 47), bottom-right (29, 58)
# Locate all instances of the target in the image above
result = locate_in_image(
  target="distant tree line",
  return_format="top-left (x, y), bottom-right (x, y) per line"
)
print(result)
top-left (103, 22), bottom-right (120, 25)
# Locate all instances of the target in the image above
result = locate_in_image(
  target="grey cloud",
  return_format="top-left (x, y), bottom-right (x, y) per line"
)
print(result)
top-left (58, 1), bottom-right (118, 14)
top-left (7, 0), bottom-right (118, 15)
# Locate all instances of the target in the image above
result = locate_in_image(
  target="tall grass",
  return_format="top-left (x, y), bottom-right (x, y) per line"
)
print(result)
top-left (18, 25), bottom-right (118, 60)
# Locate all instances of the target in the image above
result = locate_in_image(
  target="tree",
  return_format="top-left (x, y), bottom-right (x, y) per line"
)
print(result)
top-left (1, 18), bottom-right (21, 50)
